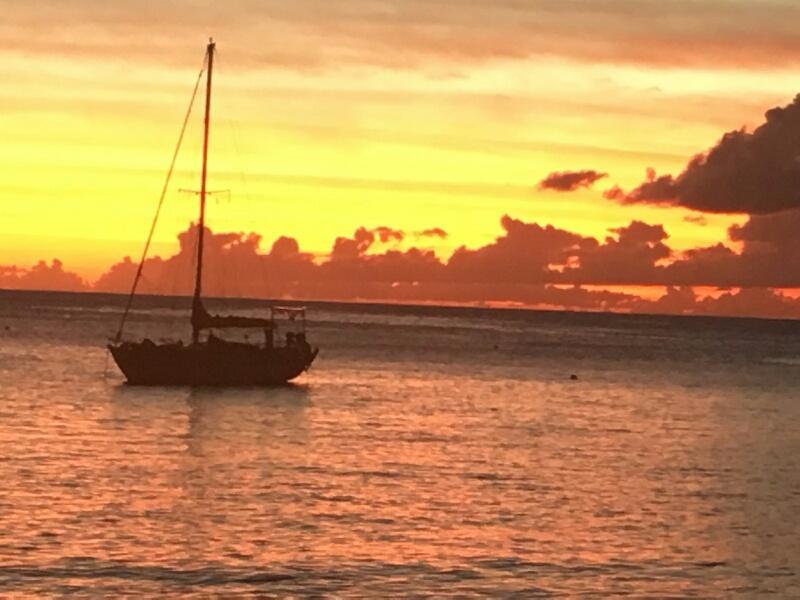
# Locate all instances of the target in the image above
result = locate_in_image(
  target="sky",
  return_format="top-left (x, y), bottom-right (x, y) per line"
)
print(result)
top-left (4, 0), bottom-right (800, 318)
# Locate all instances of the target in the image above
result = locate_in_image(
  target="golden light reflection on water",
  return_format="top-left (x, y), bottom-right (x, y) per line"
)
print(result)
top-left (0, 297), bottom-right (799, 595)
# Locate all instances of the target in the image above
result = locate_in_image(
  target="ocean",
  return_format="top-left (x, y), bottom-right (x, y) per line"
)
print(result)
top-left (0, 289), bottom-right (798, 597)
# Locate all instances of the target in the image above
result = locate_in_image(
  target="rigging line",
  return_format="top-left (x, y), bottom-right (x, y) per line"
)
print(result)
top-left (227, 116), bottom-right (271, 298)
top-left (215, 59), bottom-right (270, 301)
top-left (113, 56), bottom-right (208, 344)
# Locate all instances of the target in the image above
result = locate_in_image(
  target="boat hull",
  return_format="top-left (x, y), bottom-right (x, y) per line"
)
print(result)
top-left (108, 339), bottom-right (317, 386)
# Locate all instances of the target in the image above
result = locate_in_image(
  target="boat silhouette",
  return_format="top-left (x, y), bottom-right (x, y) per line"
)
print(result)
top-left (108, 39), bottom-right (318, 385)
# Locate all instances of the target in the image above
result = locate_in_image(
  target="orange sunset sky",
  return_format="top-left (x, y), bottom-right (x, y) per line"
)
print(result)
top-left (5, 1), bottom-right (800, 318)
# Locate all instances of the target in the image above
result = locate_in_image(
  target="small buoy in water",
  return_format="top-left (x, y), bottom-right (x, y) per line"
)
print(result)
top-left (570, 374), bottom-right (578, 381)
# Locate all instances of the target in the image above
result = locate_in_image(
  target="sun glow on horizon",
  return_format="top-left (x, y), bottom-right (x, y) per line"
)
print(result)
top-left (3, 1), bottom-right (800, 318)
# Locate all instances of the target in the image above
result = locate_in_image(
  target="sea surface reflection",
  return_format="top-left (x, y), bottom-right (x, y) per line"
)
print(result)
top-left (0, 291), bottom-right (798, 596)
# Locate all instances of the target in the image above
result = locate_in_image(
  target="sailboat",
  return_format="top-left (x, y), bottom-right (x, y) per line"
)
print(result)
top-left (108, 39), bottom-right (318, 385)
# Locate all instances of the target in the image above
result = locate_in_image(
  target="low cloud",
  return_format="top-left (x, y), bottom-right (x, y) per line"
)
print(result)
top-left (447, 215), bottom-right (588, 284)
top-left (568, 221), bottom-right (671, 285)
top-left (538, 170), bottom-right (608, 192)
top-left (8, 213), bottom-right (800, 319)
top-left (0, 260), bottom-right (88, 292)
top-left (624, 286), bottom-right (800, 320)
top-left (663, 208), bottom-right (800, 287)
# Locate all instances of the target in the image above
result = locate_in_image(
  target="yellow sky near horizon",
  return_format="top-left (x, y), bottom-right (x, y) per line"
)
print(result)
top-left (3, 1), bottom-right (799, 281)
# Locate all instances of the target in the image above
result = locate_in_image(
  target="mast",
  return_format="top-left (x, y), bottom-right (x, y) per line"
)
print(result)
top-left (192, 38), bottom-right (215, 343)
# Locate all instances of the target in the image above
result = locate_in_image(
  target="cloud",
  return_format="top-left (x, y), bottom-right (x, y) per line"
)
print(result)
top-left (696, 288), bottom-right (800, 320)
top-left (94, 224), bottom-right (317, 298)
top-left (331, 227), bottom-right (377, 260)
top-left (379, 281), bottom-right (639, 312)
top-left (635, 286), bottom-right (699, 315)
top-left (659, 208), bottom-right (800, 287)
top-left (7, 1), bottom-right (800, 72)
top-left (321, 225), bottom-right (443, 287)
top-left (624, 286), bottom-right (800, 320)
top-left (568, 221), bottom-right (671, 285)
top-left (446, 215), bottom-right (589, 284)
top-left (608, 95), bottom-right (800, 214)
top-left (417, 227), bottom-right (448, 239)
top-left (538, 170), bottom-right (608, 192)
top-left (0, 260), bottom-right (88, 292)
top-left (373, 226), bottom-right (405, 244)
top-left (327, 226), bottom-right (404, 262)
top-left (11, 213), bottom-right (800, 319)
top-left (683, 214), bottom-right (708, 226)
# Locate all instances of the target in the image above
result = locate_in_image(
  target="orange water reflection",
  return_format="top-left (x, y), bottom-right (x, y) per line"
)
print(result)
top-left (0, 337), bottom-right (799, 595)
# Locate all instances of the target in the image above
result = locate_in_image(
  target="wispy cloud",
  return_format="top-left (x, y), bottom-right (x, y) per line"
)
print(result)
top-left (5, 1), bottom-right (800, 71)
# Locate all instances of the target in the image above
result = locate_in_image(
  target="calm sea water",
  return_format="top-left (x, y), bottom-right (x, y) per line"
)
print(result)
top-left (0, 289), bottom-right (798, 597)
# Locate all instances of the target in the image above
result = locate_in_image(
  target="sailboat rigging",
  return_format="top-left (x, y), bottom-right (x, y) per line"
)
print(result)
top-left (108, 39), bottom-right (318, 385)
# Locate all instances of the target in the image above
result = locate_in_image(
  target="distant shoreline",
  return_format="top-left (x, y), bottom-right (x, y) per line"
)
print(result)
top-left (3, 286), bottom-right (800, 325)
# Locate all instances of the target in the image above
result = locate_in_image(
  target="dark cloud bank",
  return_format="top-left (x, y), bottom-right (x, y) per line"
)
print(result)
top-left (608, 95), bottom-right (800, 214)
top-left (5, 213), bottom-right (800, 319)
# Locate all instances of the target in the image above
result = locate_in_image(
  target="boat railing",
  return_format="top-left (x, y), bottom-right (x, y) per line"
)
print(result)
top-left (269, 306), bottom-right (308, 348)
